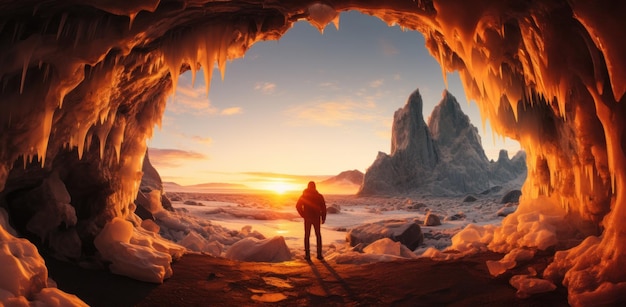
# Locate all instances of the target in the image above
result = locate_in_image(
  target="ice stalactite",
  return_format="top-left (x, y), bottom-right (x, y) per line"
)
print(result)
top-left (307, 3), bottom-right (340, 33)
top-left (407, 1), bottom-right (624, 304)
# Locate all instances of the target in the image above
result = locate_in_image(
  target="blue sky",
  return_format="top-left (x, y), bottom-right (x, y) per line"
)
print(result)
top-left (148, 11), bottom-right (520, 190)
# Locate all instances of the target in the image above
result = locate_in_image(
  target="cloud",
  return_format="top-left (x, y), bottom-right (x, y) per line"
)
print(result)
top-left (380, 38), bottom-right (399, 56)
top-left (254, 82), bottom-right (277, 94)
top-left (148, 148), bottom-right (208, 168)
top-left (169, 84), bottom-right (218, 115)
top-left (163, 131), bottom-right (212, 145)
top-left (318, 81), bottom-right (340, 91)
top-left (220, 107), bottom-right (242, 115)
top-left (369, 79), bottom-right (384, 88)
top-left (285, 99), bottom-right (379, 127)
top-left (191, 135), bottom-right (213, 145)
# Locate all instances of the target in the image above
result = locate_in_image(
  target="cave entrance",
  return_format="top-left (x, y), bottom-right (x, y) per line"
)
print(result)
top-left (149, 11), bottom-right (520, 194)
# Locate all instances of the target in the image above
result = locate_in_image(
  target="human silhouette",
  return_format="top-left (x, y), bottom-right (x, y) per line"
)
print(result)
top-left (296, 181), bottom-right (327, 260)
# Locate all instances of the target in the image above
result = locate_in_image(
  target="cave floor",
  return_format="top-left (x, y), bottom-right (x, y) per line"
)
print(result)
top-left (46, 252), bottom-right (569, 307)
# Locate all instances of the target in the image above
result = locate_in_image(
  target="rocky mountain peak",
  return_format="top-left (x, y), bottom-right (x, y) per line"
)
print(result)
top-left (359, 89), bottom-right (526, 196)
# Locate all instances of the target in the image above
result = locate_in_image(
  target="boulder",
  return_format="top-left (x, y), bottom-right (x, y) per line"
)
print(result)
top-left (424, 212), bottom-right (442, 226)
top-left (496, 203), bottom-right (518, 217)
top-left (327, 204), bottom-right (341, 214)
top-left (463, 195), bottom-right (477, 202)
top-left (501, 190), bottom-right (522, 204)
top-left (347, 220), bottom-right (423, 250)
top-left (445, 212), bottom-right (466, 221)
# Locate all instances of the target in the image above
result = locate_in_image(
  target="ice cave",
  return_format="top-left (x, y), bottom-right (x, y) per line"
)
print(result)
top-left (0, 0), bottom-right (624, 305)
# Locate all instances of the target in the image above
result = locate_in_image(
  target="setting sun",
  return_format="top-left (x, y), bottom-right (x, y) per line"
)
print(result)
top-left (264, 181), bottom-right (299, 194)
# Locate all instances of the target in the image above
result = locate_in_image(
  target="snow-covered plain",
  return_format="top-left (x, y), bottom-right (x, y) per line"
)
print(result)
top-left (163, 188), bottom-right (520, 262)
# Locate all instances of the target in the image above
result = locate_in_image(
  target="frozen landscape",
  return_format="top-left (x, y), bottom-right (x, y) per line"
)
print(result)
top-left (158, 180), bottom-right (524, 263)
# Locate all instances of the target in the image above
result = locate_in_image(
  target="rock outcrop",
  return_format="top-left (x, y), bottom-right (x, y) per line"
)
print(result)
top-left (359, 90), bottom-right (438, 195)
top-left (346, 219), bottom-right (424, 250)
top-left (134, 150), bottom-right (174, 219)
top-left (359, 89), bottom-right (526, 196)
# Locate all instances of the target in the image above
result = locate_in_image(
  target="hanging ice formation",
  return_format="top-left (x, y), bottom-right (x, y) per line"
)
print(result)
top-left (0, 0), bottom-right (625, 305)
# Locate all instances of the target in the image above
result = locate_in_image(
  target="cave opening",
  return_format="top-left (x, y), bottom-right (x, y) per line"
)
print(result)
top-left (149, 10), bottom-right (520, 194)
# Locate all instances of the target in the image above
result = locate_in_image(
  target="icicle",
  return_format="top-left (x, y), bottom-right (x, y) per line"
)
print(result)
top-left (38, 109), bottom-right (54, 167)
top-left (73, 21), bottom-right (84, 48)
top-left (109, 117), bottom-right (126, 164)
top-left (128, 13), bottom-right (136, 30)
top-left (75, 121), bottom-right (91, 160)
top-left (216, 25), bottom-right (231, 81)
top-left (307, 3), bottom-right (338, 34)
top-left (201, 28), bottom-right (218, 94)
top-left (331, 13), bottom-right (340, 31)
top-left (20, 58), bottom-right (29, 94)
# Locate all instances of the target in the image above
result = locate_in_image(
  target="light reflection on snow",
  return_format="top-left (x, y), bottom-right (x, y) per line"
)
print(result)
top-left (171, 192), bottom-right (513, 258)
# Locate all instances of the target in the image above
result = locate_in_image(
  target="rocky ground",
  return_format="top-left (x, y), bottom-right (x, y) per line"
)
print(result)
top-left (46, 251), bottom-right (569, 306)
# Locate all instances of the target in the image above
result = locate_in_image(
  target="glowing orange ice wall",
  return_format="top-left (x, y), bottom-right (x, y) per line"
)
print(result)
top-left (0, 0), bottom-right (624, 304)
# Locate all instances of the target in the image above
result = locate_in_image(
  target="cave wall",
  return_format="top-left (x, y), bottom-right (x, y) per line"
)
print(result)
top-left (0, 0), bottom-right (625, 303)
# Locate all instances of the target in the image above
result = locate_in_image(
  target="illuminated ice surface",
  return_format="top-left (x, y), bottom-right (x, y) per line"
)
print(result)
top-left (169, 192), bottom-right (514, 261)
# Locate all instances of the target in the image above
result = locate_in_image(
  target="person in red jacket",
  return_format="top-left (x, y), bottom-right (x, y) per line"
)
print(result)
top-left (296, 181), bottom-right (327, 260)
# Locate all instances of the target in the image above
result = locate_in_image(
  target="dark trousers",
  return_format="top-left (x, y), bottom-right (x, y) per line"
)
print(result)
top-left (304, 218), bottom-right (322, 257)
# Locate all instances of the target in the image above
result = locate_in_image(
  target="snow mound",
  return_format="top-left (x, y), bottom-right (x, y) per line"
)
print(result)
top-left (0, 223), bottom-right (88, 306)
top-left (225, 236), bottom-right (291, 262)
top-left (94, 217), bottom-right (185, 283)
top-left (486, 248), bottom-right (536, 277)
top-left (363, 238), bottom-right (419, 259)
top-left (510, 270), bottom-right (557, 298)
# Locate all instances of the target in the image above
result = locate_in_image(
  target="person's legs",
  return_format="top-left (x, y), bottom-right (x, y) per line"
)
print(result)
top-left (304, 219), bottom-right (312, 259)
top-left (313, 218), bottom-right (322, 259)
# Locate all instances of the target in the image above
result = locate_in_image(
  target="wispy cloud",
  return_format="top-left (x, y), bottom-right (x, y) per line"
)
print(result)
top-left (285, 99), bottom-right (378, 127)
top-left (190, 135), bottom-right (213, 145)
top-left (254, 82), bottom-right (277, 94)
top-left (148, 148), bottom-right (208, 168)
top-left (369, 79), bottom-right (384, 88)
top-left (169, 84), bottom-right (217, 115)
top-left (169, 75), bottom-right (243, 116)
top-left (220, 107), bottom-right (242, 116)
top-left (380, 38), bottom-right (398, 56)
top-left (318, 81), bottom-right (340, 91)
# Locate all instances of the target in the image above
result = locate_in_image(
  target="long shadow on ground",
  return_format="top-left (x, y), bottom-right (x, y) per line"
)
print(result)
top-left (130, 252), bottom-right (569, 307)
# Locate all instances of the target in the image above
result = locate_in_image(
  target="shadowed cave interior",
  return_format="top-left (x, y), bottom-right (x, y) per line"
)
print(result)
top-left (0, 0), bottom-right (625, 305)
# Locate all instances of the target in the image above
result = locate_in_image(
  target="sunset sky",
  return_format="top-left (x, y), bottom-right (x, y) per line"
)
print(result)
top-left (147, 11), bottom-right (520, 192)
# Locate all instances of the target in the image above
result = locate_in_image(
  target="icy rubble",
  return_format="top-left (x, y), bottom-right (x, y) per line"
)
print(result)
top-left (225, 236), bottom-right (292, 262)
top-left (0, 210), bottom-right (88, 306)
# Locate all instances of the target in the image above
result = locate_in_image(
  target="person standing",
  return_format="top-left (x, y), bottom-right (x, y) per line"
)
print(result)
top-left (296, 181), bottom-right (327, 260)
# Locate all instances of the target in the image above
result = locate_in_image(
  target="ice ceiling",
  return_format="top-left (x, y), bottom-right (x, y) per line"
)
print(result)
top-left (0, 0), bottom-right (624, 304)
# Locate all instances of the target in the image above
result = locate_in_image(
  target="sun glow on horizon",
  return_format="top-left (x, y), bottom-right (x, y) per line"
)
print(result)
top-left (261, 180), bottom-right (301, 194)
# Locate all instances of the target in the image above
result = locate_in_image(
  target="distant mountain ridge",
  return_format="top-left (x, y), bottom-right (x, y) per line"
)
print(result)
top-left (317, 169), bottom-right (364, 194)
top-left (320, 170), bottom-right (364, 186)
top-left (359, 89), bottom-right (526, 196)
top-left (163, 181), bottom-right (249, 192)
top-left (162, 170), bottom-right (364, 195)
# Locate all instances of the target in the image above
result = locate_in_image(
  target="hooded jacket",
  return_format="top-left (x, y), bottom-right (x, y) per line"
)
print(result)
top-left (296, 184), bottom-right (326, 222)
